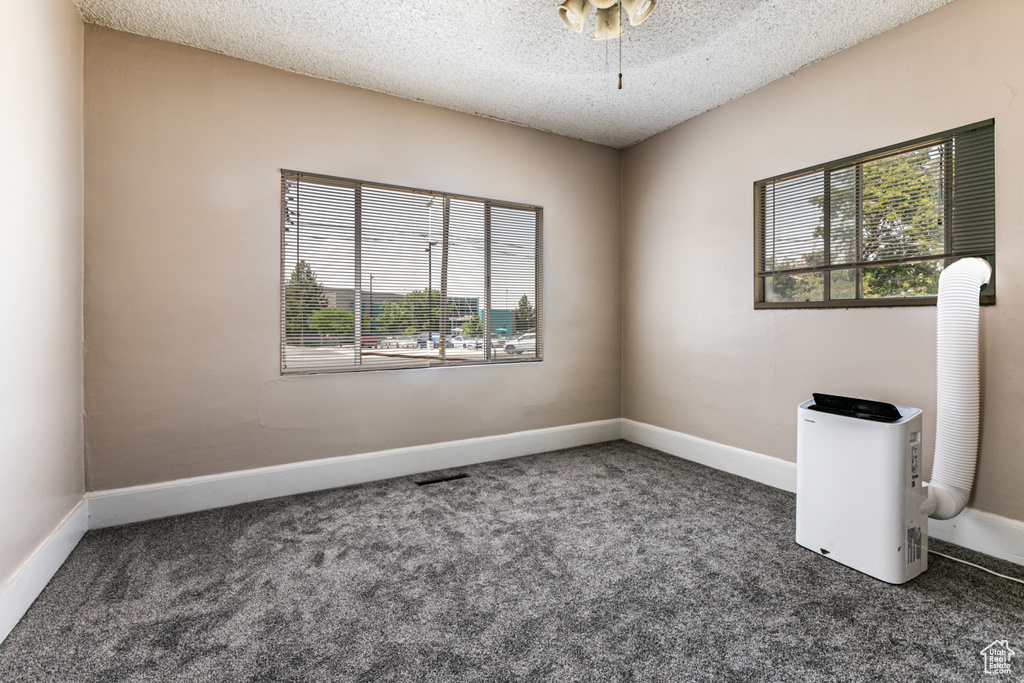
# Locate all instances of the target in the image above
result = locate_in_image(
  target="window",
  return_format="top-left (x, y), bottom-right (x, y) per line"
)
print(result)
top-left (754, 120), bottom-right (995, 308)
top-left (281, 171), bottom-right (542, 374)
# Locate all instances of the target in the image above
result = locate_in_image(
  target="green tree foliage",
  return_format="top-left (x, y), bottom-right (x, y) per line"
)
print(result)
top-left (463, 314), bottom-right (483, 338)
top-left (860, 148), bottom-right (943, 298)
top-left (768, 145), bottom-right (944, 302)
top-left (402, 288), bottom-right (440, 334)
top-left (285, 260), bottom-right (327, 343)
top-left (514, 295), bottom-right (536, 333)
top-left (829, 269), bottom-right (857, 300)
top-left (864, 262), bottom-right (942, 298)
top-left (309, 308), bottom-right (353, 338)
top-left (765, 273), bottom-right (823, 303)
top-left (375, 301), bottom-right (411, 335)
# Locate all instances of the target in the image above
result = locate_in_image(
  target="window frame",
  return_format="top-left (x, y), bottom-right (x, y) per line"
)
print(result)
top-left (280, 170), bottom-right (543, 375)
top-left (753, 120), bottom-right (995, 310)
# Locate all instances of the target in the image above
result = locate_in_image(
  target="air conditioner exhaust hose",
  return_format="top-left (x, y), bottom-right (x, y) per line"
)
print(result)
top-left (924, 257), bottom-right (991, 520)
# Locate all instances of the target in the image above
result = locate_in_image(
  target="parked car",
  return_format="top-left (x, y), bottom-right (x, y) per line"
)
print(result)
top-left (379, 336), bottom-right (415, 349)
top-left (505, 333), bottom-right (537, 355)
top-left (360, 335), bottom-right (380, 348)
top-left (452, 335), bottom-right (482, 349)
top-left (416, 334), bottom-right (454, 349)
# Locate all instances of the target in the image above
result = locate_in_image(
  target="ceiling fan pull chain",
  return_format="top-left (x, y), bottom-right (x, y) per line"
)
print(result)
top-left (618, 12), bottom-right (623, 90)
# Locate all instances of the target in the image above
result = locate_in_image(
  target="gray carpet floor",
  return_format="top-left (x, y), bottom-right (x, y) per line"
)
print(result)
top-left (2, 440), bottom-right (1023, 682)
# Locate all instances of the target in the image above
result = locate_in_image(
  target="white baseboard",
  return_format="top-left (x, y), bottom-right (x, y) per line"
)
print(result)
top-left (930, 508), bottom-right (1024, 567)
top-left (621, 418), bottom-right (797, 493)
top-left (620, 418), bottom-right (1024, 568)
top-left (4, 418), bottom-right (1022, 649)
top-left (86, 418), bottom-right (623, 529)
top-left (0, 500), bottom-right (88, 645)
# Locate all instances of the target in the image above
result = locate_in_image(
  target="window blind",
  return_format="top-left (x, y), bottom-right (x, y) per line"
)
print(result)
top-left (755, 120), bottom-right (995, 308)
top-left (281, 171), bottom-right (542, 374)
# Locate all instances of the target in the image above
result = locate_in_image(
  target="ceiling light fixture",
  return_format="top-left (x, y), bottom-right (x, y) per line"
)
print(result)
top-left (593, 5), bottom-right (622, 41)
top-left (557, 0), bottom-right (656, 89)
top-left (557, 0), bottom-right (656, 39)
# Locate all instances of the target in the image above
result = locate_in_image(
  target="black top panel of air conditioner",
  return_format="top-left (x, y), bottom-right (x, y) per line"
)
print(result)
top-left (808, 393), bottom-right (903, 423)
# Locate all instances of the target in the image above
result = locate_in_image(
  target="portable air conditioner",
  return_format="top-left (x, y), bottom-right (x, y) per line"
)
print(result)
top-left (795, 394), bottom-right (926, 584)
top-left (794, 259), bottom-right (992, 585)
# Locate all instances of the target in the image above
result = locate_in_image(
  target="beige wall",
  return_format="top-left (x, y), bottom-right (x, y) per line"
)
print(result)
top-left (82, 0), bottom-right (1023, 524)
top-left (83, 27), bottom-right (622, 490)
top-left (0, 1), bottom-right (84, 589)
top-left (622, 0), bottom-right (1024, 521)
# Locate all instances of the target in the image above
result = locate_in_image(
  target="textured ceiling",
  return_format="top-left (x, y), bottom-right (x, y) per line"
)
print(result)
top-left (73, 0), bottom-right (954, 149)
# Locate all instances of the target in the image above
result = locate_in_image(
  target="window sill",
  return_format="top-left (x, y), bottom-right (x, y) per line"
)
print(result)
top-left (754, 295), bottom-right (994, 310)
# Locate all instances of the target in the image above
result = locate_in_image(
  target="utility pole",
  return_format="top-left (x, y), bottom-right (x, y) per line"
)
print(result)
top-left (368, 274), bottom-right (373, 332)
top-left (426, 242), bottom-right (437, 343)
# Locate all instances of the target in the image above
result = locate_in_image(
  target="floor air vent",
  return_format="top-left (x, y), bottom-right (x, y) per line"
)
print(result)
top-left (415, 473), bottom-right (469, 486)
